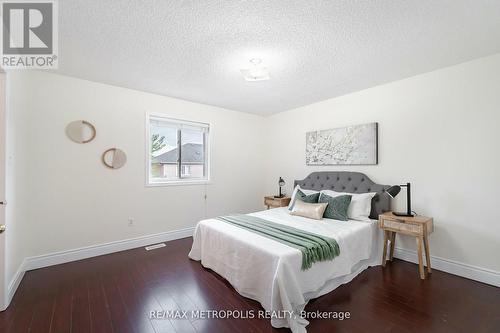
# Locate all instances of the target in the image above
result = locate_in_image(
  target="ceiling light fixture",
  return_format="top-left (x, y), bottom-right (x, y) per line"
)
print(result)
top-left (240, 58), bottom-right (270, 81)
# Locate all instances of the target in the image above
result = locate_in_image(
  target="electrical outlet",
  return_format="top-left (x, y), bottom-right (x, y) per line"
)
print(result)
top-left (128, 217), bottom-right (134, 226)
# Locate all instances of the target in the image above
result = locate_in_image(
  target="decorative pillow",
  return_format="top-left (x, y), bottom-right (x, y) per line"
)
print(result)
top-left (318, 193), bottom-right (352, 221)
top-left (320, 190), bottom-right (377, 221)
top-left (290, 200), bottom-right (328, 220)
top-left (288, 188), bottom-right (320, 210)
top-left (288, 185), bottom-right (319, 210)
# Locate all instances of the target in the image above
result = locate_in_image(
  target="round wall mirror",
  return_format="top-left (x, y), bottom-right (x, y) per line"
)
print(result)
top-left (66, 120), bottom-right (96, 143)
top-left (102, 148), bottom-right (127, 169)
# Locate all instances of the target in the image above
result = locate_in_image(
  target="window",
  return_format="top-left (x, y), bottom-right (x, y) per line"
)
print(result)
top-left (148, 115), bottom-right (209, 185)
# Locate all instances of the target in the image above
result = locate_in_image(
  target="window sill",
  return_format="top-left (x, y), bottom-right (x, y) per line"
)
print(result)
top-left (146, 179), bottom-right (212, 187)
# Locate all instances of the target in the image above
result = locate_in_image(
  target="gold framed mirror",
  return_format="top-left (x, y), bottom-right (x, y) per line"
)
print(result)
top-left (66, 120), bottom-right (96, 143)
top-left (102, 148), bottom-right (127, 169)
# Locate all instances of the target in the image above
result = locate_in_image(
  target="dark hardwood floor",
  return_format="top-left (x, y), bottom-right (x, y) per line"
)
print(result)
top-left (1, 237), bottom-right (499, 333)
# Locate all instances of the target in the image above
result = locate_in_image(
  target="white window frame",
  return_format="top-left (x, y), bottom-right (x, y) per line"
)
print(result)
top-left (146, 113), bottom-right (211, 186)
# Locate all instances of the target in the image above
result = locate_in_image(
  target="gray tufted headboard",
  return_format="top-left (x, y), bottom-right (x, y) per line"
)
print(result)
top-left (294, 171), bottom-right (390, 219)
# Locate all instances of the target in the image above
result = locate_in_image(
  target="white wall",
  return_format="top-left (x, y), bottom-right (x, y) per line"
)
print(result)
top-left (264, 54), bottom-right (500, 272)
top-left (6, 71), bottom-right (265, 271)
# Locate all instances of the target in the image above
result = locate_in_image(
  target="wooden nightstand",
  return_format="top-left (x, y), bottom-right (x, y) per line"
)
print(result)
top-left (264, 196), bottom-right (291, 209)
top-left (378, 212), bottom-right (434, 280)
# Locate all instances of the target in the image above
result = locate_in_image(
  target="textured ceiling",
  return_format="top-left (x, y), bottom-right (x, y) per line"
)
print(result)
top-left (56, 0), bottom-right (500, 115)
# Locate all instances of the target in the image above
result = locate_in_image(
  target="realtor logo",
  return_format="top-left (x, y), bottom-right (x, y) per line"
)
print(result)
top-left (1, 0), bottom-right (58, 69)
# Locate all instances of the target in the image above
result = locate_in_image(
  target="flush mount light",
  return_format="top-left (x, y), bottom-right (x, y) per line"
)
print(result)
top-left (240, 58), bottom-right (270, 81)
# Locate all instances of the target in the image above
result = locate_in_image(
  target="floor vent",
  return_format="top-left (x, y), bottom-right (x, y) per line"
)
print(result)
top-left (145, 243), bottom-right (166, 251)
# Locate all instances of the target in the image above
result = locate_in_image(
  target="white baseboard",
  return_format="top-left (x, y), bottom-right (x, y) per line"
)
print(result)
top-left (393, 247), bottom-right (500, 287)
top-left (5, 227), bottom-right (195, 309)
top-left (3, 259), bottom-right (26, 311)
top-left (24, 227), bottom-right (195, 271)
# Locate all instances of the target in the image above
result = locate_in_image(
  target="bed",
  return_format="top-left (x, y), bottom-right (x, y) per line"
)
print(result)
top-left (189, 172), bottom-right (391, 333)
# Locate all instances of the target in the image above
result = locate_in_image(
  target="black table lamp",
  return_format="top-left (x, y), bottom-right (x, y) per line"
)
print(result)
top-left (386, 183), bottom-right (414, 217)
top-left (274, 177), bottom-right (285, 198)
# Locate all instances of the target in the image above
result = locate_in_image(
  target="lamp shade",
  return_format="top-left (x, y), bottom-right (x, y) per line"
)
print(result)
top-left (386, 185), bottom-right (401, 198)
top-left (279, 177), bottom-right (285, 187)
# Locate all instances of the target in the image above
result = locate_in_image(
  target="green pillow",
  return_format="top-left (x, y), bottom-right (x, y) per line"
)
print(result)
top-left (318, 193), bottom-right (352, 221)
top-left (289, 189), bottom-right (320, 210)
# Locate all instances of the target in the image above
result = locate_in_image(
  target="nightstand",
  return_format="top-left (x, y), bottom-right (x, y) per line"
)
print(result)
top-left (264, 196), bottom-right (291, 209)
top-left (378, 212), bottom-right (434, 279)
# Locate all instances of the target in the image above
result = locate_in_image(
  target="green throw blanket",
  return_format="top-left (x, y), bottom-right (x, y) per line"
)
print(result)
top-left (216, 214), bottom-right (340, 270)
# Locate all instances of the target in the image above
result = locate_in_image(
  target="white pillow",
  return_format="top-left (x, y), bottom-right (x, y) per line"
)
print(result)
top-left (288, 185), bottom-right (320, 210)
top-left (320, 190), bottom-right (377, 221)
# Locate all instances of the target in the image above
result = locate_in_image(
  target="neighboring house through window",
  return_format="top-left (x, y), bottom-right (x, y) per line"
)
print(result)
top-left (148, 115), bottom-right (209, 185)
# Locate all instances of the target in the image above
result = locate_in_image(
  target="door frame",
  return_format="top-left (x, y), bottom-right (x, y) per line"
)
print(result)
top-left (0, 70), bottom-right (7, 311)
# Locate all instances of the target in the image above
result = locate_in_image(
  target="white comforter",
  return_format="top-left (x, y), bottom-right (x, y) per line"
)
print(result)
top-left (188, 207), bottom-right (382, 332)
